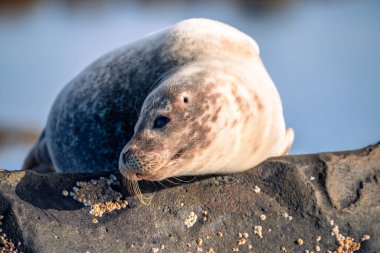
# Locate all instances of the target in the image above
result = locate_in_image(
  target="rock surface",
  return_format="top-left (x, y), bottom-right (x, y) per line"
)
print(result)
top-left (0, 143), bottom-right (379, 253)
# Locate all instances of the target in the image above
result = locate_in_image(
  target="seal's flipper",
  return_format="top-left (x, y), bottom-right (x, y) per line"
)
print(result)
top-left (22, 130), bottom-right (55, 173)
top-left (279, 128), bottom-right (294, 156)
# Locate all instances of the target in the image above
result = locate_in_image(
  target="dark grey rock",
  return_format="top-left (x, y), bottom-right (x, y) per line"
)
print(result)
top-left (0, 143), bottom-right (379, 253)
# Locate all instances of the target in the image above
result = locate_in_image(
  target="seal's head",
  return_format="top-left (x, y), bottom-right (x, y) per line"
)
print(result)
top-left (118, 68), bottom-right (225, 182)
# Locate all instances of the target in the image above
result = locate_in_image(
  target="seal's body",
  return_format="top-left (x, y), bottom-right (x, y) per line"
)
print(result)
top-left (23, 19), bottom-right (294, 181)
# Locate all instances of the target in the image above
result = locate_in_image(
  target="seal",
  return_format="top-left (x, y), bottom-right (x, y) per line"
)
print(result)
top-left (23, 18), bottom-right (294, 182)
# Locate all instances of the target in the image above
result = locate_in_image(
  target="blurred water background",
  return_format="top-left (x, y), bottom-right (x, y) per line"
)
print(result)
top-left (0, 0), bottom-right (379, 170)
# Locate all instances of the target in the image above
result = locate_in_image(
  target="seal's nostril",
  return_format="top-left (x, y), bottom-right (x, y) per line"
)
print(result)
top-left (135, 172), bottom-right (143, 178)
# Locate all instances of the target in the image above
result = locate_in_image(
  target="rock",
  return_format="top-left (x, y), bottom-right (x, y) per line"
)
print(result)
top-left (0, 143), bottom-right (379, 253)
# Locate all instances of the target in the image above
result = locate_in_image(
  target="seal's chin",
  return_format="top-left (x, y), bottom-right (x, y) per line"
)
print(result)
top-left (119, 164), bottom-right (167, 181)
top-left (118, 148), bottom-right (180, 181)
top-left (118, 147), bottom-right (172, 181)
top-left (119, 169), bottom-right (150, 181)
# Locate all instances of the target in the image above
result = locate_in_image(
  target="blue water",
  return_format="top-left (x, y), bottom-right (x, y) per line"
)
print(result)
top-left (1, 0), bottom-right (379, 170)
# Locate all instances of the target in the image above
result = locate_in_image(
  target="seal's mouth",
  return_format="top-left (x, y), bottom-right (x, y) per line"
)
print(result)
top-left (118, 147), bottom-right (190, 204)
top-left (119, 146), bottom-right (190, 181)
top-left (122, 171), bottom-right (144, 181)
top-left (171, 147), bottom-right (186, 160)
top-left (119, 155), bottom-right (169, 181)
top-left (120, 169), bottom-right (163, 181)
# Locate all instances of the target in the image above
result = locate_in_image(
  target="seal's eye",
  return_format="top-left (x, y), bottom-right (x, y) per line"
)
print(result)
top-left (153, 116), bottom-right (171, 129)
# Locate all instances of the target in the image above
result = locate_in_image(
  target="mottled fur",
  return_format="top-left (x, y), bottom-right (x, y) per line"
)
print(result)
top-left (23, 19), bottom-right (294, 181)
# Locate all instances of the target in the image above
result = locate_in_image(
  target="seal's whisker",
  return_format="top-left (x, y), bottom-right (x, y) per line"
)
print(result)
top-left (126, 178), bottom-right (141, 202)
top-left (126, 179), bottom-right (136, 197)
top-left (172, 176), bottom-right (196, 183)
top-left (129, 180), bottom-right (137, 196)
top-left (126, 179), bottom-right (154, 205)
top-left (165, 178), bottom-right (180, 185)
top-left (135, 181), bottom-right (154, 205)
top-left (155, 180), bottom-right (168, 189)
top-left (131, 180), bottom-right (143, 201)
top-left (132, 180), bottom-right (140, 195)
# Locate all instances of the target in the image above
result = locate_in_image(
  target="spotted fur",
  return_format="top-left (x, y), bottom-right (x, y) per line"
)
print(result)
top-left (23, 18), bottom-right (294, 181)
